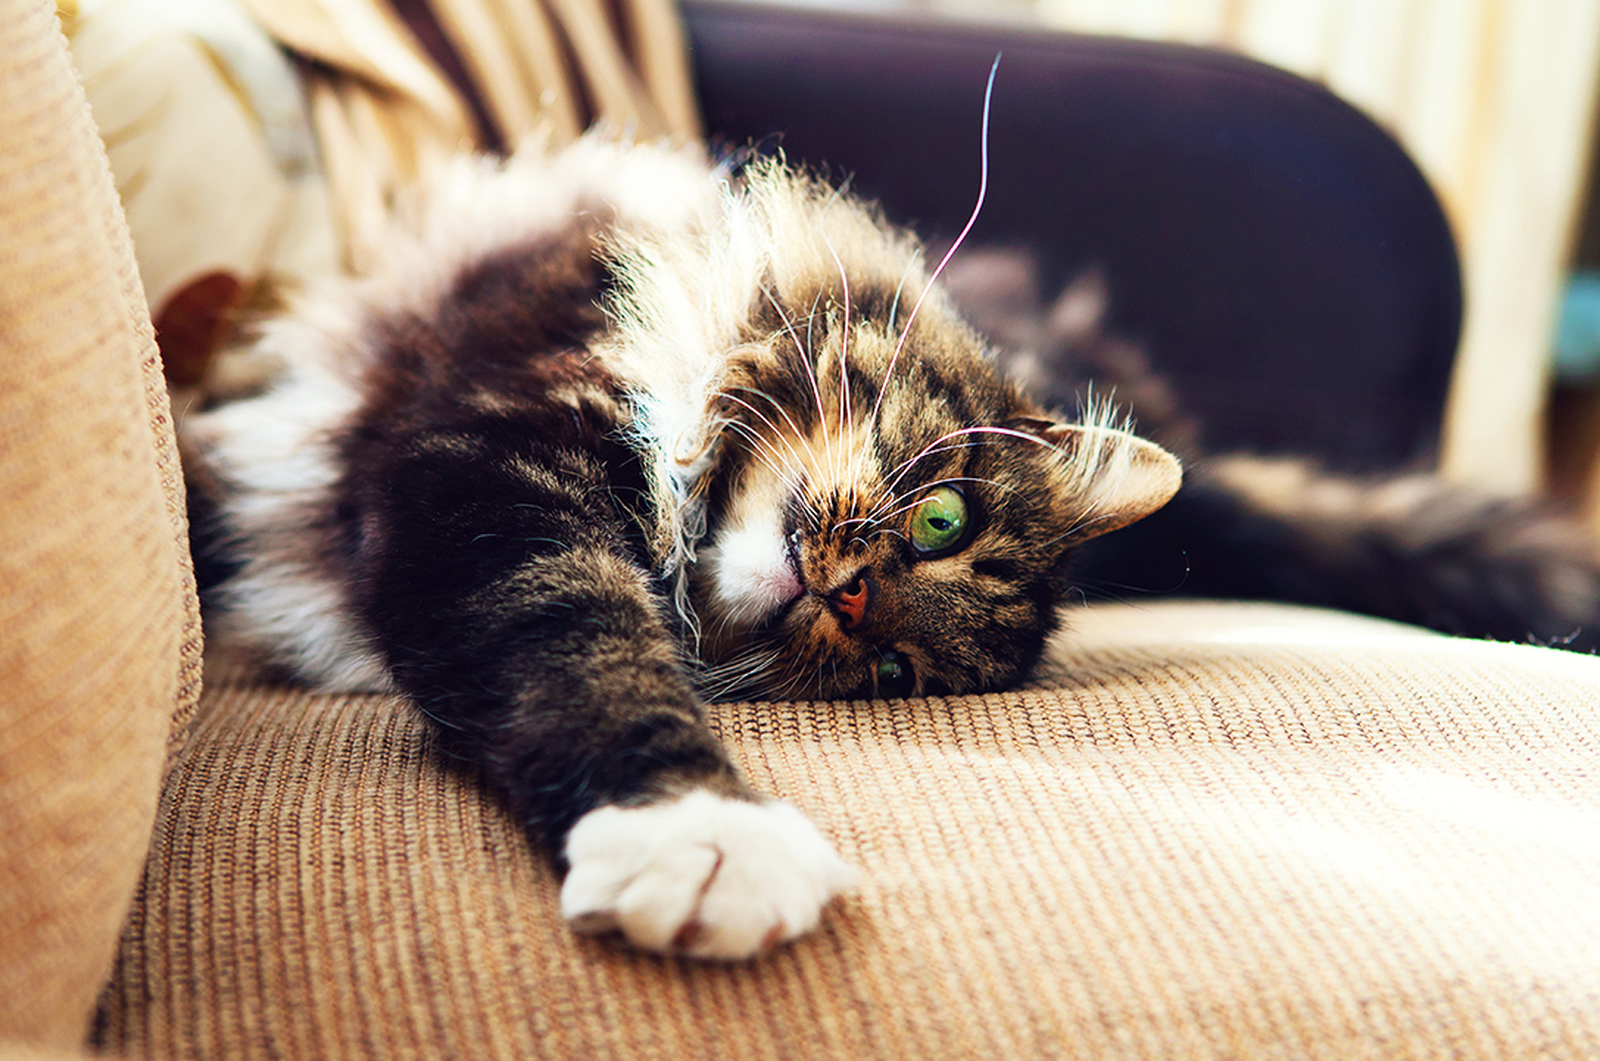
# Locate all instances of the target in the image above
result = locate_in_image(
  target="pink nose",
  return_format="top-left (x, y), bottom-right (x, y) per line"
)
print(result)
top-left (831, 577), bottom-right (869, 629)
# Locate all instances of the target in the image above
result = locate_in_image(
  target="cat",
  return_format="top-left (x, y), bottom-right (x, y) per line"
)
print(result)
top-left (185, 130), bottom-right (1600, 962)
top-left (182, 133), bottom-right (1186, 960)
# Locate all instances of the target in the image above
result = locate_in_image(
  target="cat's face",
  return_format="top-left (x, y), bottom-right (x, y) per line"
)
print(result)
top-left (691, 282), bottom-right (1179, 701)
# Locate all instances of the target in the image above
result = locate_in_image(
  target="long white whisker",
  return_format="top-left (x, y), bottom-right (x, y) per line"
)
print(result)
top-left (720, 390), bottom-right (811, 472)
top-left (1044, 510), bottom-right (1119, 550)
top-left (858, 474), bottom-right (1021, 532)
top-left (720, 420), bottom-right (807, 495)
top-left (697, 646), bottom-right (784, 701)
top-left (886, 245), bottom-right (925, 336)
top-left (819, 227), bottom-right (854, 489)
top-left (765, 655), bottom-right (813, 702)
top-left (800, 289), bottom-right (835, 470)
top-left (879, 424), bottom-right (1052, 499)
top-left (879, 440), bottom-right (983, 492)
top-left (873, 53), bottom-right (1002, 429)
top-left (749, 294), bottom-right (830, 480)
top-left (726, 382), bottom-right (820, 472)
top-left (759, 284), bottom-right (830, 455)
top-left (721, 430), bottom-right (800, 492)
top-left (758, 281), bottom-right (808, 360)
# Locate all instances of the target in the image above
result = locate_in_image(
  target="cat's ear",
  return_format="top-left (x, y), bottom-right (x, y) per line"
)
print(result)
top-left (1009, 417), bottom-right (1182, 542)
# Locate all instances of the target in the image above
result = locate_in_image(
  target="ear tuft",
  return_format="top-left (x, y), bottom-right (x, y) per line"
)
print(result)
top-left (1011, 418), bottom-right (1182, 542)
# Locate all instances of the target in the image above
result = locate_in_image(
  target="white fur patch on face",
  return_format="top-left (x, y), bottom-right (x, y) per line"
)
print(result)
top-left (702, 506), bottom-right (803, 632)
top-left (561, 789), bottom-right (856, 960)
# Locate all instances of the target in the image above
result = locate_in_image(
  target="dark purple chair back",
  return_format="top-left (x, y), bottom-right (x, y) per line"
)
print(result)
top-left (685, 1), bottom-right (1462, 471)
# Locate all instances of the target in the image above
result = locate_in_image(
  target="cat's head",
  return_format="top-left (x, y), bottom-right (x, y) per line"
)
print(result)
top-left (674, 160), bottom-right (1180, 701)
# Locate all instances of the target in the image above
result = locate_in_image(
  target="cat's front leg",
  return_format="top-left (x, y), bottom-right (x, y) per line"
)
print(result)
top-left (350, 445), bottom-right (853, 958)
top-left (423, 571), bottom-right (853, 959)
top-left (508, 588), bottom-right (856, 958)
top-left (377, 549), bottom-right (855, 959)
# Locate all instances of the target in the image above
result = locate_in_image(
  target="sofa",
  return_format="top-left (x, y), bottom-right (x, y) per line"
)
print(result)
top-left (3, 1), bottom-right (1600, 1058)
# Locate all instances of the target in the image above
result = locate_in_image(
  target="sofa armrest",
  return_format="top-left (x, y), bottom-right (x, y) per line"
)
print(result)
top-left (0, 0), bottom-right (203, 1050)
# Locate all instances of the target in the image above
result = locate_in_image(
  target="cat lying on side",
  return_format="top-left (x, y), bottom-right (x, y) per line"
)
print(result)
top-left (183, 134), bottom-right (1599, 961)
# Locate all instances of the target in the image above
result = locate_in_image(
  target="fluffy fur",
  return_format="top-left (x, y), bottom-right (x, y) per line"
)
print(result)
top-left (185, 134), bottom-right (1180, 959)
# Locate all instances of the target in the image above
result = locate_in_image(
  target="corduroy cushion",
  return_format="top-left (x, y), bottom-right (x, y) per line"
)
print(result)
top-left (0, 0), bottom-right (202, 1053)
top-left (95, 603), bottom-right (1600, 1059)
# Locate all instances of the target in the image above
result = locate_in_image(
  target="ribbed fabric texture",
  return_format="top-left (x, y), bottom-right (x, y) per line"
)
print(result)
top-left (0, 0), bottom-right (202, 1051)
top-left (95, 603), bottom-right (1600, 1059)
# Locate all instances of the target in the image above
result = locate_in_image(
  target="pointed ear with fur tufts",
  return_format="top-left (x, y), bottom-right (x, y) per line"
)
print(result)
top-left (1008, 416), bottom-right (1183, 542)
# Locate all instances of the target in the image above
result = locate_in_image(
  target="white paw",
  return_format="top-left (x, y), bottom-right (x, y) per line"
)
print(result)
top-left (560, 789), bottom-right (857, 960)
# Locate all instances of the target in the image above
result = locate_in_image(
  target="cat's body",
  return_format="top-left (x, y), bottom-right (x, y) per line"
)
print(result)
top-left (186, 134), bottom-right (1600, 960)
top-left (186, 135), bottom-right (1180, 958)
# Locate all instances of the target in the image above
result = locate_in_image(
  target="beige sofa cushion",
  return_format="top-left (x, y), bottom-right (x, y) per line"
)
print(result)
top-left (95, 603), bottom-right (1600, 1058)
top-left (0, 0), bottom-right (203, 1051)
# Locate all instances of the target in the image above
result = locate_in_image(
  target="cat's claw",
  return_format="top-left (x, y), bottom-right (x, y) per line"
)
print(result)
top-left (560, 789), bottom-right (857, 960)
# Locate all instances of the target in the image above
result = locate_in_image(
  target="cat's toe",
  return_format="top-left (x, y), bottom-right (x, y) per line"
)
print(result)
top-left (560, 789), bottom-right (856, 960)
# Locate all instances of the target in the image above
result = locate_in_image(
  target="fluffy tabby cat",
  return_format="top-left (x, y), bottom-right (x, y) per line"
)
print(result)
top-left (184, 133), bottom-right (1600, 961)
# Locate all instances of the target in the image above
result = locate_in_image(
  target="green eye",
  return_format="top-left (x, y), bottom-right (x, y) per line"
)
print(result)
top-left (909, 485), bottom-right (970, 555)
top-left (875, 651), bottom-right (915, 698)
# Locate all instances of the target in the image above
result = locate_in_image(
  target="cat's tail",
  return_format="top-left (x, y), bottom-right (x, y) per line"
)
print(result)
top-left (1070, 453), bottom-right (1600, 652)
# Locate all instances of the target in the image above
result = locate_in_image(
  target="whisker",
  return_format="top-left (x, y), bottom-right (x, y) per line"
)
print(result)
top-left (755, 285), bottom-right (822, 448)
top-left (726, 383), bottom-right (820, 471)
top-left (819, 228), bottom-right (854, 487)
top-left (720, 390), bottom-right (810, 473)
top-left (800, 289), bottom-right (835, 470)
top-left (855, 477), bottom-right (1016, 536)
top-left (698, 647), bottom-right (784, 701)
top-left (722, 436), bottom-right (800, 496)
top-left (716, 408), bottom-right (795, 465)
top-left (766, 656), bottom-right (812, 702)
top-left (873, 53), bottom-right (1002, 429)
top-left (1044, 510), bottom-right (1118, 549)
top-left (878, 424), bottom-right (1052, 500)
top-left (720, 420), bottom-right (807, 495)
top-left (878, 440), bottom-right (983, 495)
top-left (886, 245), bottom-right (925, 336)
top-left (759, 284), bottom-right (832, 462)
top-left (758, 281), bottom-right (809, 363)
